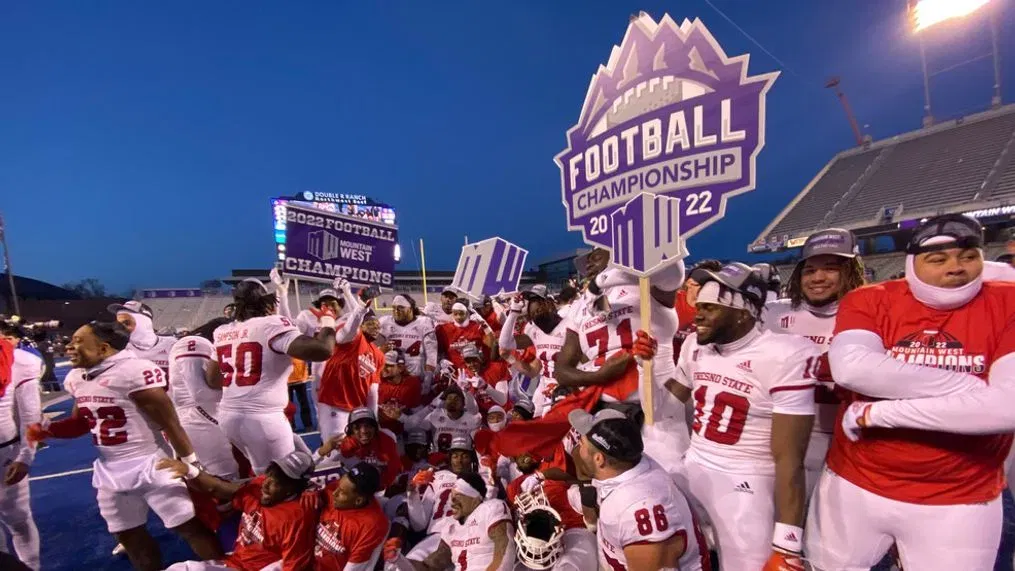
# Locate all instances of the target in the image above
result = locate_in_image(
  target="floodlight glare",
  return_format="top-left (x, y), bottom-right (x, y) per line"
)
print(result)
top-left (912, 0), bottom-right (990, 32)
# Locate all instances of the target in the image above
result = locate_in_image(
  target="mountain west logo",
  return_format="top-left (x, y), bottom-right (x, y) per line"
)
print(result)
top-left (891, 329), bottom-right (986, 374)
top-left (555, 13), bottom-right (778, 257)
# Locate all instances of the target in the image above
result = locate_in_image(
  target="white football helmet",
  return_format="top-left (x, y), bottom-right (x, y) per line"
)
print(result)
top-left (513, 483), bottom-right (565, 569)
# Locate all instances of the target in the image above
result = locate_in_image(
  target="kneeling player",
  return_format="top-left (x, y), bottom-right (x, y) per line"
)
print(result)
top-left (28, 322), bottom-right (222, 571)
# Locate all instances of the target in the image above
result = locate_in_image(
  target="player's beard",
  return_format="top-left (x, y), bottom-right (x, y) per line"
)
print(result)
top-left (531, 312), bottom-right (558, 333)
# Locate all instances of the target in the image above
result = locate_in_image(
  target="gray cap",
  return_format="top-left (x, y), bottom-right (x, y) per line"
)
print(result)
top-left (523, 284), bottom-right (549, 300)
top-left (271, 450), bottom-right (315, 480)
top-left (316, 288), bottom-right (340, 301)
top-left (801, 229), bottom-right (858, 260)
top-left (406, 431), bottom-right (429, 446)
top-left (449, 435), bottom-right (473, 452)
top-left (460, 344), bottom-right (482, 361)
top-left (108, 300), bottom-right (154, 319)
top-left (689, 262), bottom-right (766, 303)
top-left (348, 407), bottom-right (378, 427)
top-left (568, 409), bottom-right (643, 462)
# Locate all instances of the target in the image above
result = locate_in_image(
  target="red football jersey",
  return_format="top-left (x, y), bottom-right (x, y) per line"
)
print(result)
top-left (343, 431), bottom-right (402, 490)
top-left (378, 375), bottom-right (423, 433)
top-left (319, 331), bottom-right (383, 409)
top-left (827, 280), bottom-right (1015, 505)
top-left (436, 321), bottom-right (488, 368)
top-left (314, 490), bottom-right (389, 571)
top-left (506, 476), bottom-right (585, 531)
top-left (226, 476), bottom-right (317, 571)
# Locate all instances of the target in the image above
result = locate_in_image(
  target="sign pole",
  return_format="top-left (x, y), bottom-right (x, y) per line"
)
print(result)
top-left (639, 277), bottom-right (655, 425)
top-left (419, 238), bottom-right (429, 306)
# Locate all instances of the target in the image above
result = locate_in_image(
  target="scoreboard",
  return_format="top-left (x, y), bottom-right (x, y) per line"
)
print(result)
top-left (272, 192), bottom-right (400, 263)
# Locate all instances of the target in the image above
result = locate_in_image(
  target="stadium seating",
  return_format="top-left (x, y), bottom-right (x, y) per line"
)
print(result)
top-left (758, 105), bottom-right (1015, 244)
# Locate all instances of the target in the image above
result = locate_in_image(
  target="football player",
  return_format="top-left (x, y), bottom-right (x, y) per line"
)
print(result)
top-left (569, 409), bottom-right (707, 570)
top-left (499, 284), bottom-right (569, 418)
top-left (807, 214), bottom-right (1015, 570)
top-left (28, 321), bottom-right (222, 571)
top-left (313, 462), bottom-right (390, 570)
top-left (385, 471), bottom-right (514, 571)
top-left (213, 278), bottom-right (338, 474)
top-left (168, 317), bottom-right (239, 480)
top-left (159, 450), bottom-right (318, 571)
top-left (761, 228), bottom-right (866, 493)
top-left (0, 322), bottom-right (41, 570)
top-left (108, 300), bottom-right (176, 375)
top-left (666, 263), bottom-right (818, 571)
top-left (377, 349), bottom-right (423, 434)
top-left (401, 384), bottom-right (482, 454)
top-left (317, 407), bottom-right (401, 491)
top-left (379, 295), bottom-right (438, 389)
top-left (436, 299), bottom-right (494, 368)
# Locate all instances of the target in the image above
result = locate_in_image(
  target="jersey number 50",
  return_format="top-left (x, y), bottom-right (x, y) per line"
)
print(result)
top-left (216, 342), bottom-right (263, 387)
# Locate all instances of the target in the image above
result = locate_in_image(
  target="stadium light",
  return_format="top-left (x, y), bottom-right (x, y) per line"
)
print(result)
top-left (911, 0), bottom-right (990, 33)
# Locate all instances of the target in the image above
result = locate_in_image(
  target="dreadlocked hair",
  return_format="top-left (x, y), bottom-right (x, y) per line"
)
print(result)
top-left (787, 256), bottom-right (867, 310)
top-left (232, 280), bottom-right (278, 321)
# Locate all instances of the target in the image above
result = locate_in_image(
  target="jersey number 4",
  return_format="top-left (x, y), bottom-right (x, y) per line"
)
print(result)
top-left (692, 386), bottom-right (750, 445)
top-left (217, 342), bottom-right (263, 387)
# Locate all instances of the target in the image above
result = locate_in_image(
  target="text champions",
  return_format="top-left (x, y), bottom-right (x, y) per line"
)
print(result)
top-left (562, 97), bottom-right (748, 216)
top-left (284, 257), bottom-right (394, 286)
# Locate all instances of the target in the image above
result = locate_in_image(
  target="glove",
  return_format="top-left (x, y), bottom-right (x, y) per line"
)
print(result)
top-left (763, 550), bottom-right (805, 571)
top-left (332, 277), bottom-right (352, 297)
top-left (514, 346), bottom-right (537, 364)
top-left (382, 537), bottom-right (403, 562)
top-left (632, 330), bottom-right (658, 360)
top-left (520, 472), bottom-right (545, 493)
top-left (411, 468), bottom-right (435, 492)
top-left (439, 359), bottom-right (456, 378)
top-left (269, 267), bottom-right (288, 292)
top-left (25, 423), bottom-right (51, 445)
top-left (339, 436), bottom-right (363, 457)
top-left (508, 295), bottom-right (526, 314)
top-left (309, 305), bottom-right (338, 330)
top-left (841, 401), bottom-right (872, 442)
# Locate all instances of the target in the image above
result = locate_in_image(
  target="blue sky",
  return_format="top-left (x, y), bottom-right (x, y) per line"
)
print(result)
top-left (2, 1), bottom-right (1012, 294)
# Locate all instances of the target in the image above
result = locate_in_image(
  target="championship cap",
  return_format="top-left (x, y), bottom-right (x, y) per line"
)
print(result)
top-left (906, 214), bottom-right (984, 255)
top-left (346, 462), bottom-right (382, 497)
top-left (271, 450), bottom-right (315, 480)
top-left (384, 349), bottom-right (406, 366)
top-left (347, 407), bottom-right (378, 427)
top-left (522, 284), bottom-right (549, 300)
top-left (406, 431), bottom-right (428, 446)
top-left (316, 289), bottom-right (340, 302)
top-left (460, 344), bottom-right (483, 361)
top-left (800, 228), bottom-right (858, 260)
top-left (567, 409), bottom-right (643, 463)
top-left (448, 436), bottom-right (474, 452)
top-left (441, 286), bottom-right (459, 296)
top-left (107, 300), bottom-right (154, 319)
top-left (689, 263), bottom-right (766, 303)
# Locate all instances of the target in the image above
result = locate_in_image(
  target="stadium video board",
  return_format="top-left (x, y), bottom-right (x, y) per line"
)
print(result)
top-left (272, 192), bottom-right (400, 264)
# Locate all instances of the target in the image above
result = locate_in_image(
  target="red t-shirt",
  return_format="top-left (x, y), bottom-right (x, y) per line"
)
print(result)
top-left (0, 339), bottom-right (12, 399)
top-left (827, 280), bottom-right (1015, 505)
top-left (506, 475), bottom-right (585, 531)
top-left (378, 375), bottom-right (423, 433)
top-left (342, 431), bottom-right (402, 490)
top-left (436, 321), bottom-right (488, 368)
top-left (226, 476), bottom-right (317, 571)
top-left (314, 489), bottom-right (389, 571)
top-left (319, 331), bottom-right (383, 409)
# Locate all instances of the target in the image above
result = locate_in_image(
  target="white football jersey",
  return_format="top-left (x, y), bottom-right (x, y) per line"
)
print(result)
top-left (425, 409), bottom-right (482, 452)
top-left (568, 277), bottom-right (679, 402)
top-left (213, 315), bottom-right (302, 415)
top-left (64, 352), bottom-right (172, 463)
top-left (761, 299), bottom-right (838, 433)
top-left (596, 457), bottom-right (704, 571)
top-left (0, 349), bottom-right (42, 463)
top-left (677, 328), bottom-right (820, 476)
top-left (379, 315), bottom-right (436, 376)
top-left (444, 499), bottom-right (513, 571)
top-left (169, 336), bottom-right (222, 413)
top-left (127, 335), bottom-right (176, 375)
top-left (419, 469), bottom-right (461, 536)
top-left (524, 320), bottom-right (567, 417)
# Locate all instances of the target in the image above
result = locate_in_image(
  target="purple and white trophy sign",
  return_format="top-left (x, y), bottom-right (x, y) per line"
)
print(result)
top-left (451, 237), bottom-right (529, 301)
top-left (554, 12), bottom-right (778, 275)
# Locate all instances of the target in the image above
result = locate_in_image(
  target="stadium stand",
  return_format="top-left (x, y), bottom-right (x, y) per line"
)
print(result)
top-left (755, 105), bottom-right (1015, 246)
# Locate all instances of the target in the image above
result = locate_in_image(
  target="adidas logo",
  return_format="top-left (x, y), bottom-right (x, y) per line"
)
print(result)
top-left (736, 360), bottom-right (753, 372)
top-left (784, 531), bottom-right (799, 542)
top-left (734, 481), bottom-right (753, 494)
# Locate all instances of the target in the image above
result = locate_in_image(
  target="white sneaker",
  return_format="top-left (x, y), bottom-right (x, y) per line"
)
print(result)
top-left (112, 543), bottom-right (126, 556)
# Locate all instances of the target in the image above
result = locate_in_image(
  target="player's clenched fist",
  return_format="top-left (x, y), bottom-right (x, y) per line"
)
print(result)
top-left (763, 550), bottom-right (805, 571)
top-left (841, 401), bottom-right (872, 442)
top-left (25, 423), bottom-right (50, 445)
top-left (382, 537), bottom-right (403, 562)
top-left (411, 467), bottom-right (435, 492)
top-left (632, 330), bottom-right (658, 360)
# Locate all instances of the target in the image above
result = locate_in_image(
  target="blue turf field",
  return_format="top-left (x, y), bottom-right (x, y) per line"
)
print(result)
top-left (17, 366), bottom-right (1015, 570)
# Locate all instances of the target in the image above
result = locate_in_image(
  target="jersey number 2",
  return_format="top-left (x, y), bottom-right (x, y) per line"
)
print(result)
top-left (217, 342), bottom-right (263, 387)
top-left (692, 386), bottom-right (750, 445)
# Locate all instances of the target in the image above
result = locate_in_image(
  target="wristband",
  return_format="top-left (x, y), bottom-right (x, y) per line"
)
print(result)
top-left (772, 522), bottom-right (803, 553)
top-left (180, 453), bottom-right (198, 465)
top-left (185, 463), bottom-right (201, 480)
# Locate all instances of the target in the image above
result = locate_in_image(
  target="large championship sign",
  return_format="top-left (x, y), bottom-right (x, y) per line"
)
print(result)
top-left (281, 203), bottom-right (398, 287)
top-left (555, 13), bottom-right (778, 274)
